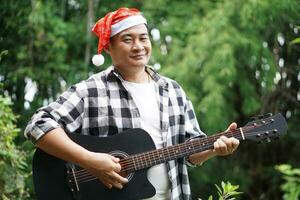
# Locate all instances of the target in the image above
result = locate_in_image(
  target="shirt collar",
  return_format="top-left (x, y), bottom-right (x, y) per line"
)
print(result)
top-left (105, 65), bottom-right (168, 89)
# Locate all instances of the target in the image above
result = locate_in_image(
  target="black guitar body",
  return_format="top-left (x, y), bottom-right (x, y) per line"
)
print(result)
top-left (33, 128), bottom-right (156, 200)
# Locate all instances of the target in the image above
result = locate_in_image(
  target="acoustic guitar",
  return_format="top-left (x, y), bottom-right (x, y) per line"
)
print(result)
top-left (33, 113), bottom-right (287, 200)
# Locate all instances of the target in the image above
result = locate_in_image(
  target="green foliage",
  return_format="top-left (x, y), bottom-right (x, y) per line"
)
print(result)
top-left (0, 50), bottom-right (8, 62)
top-left (0, 0), bottom-right (299, 199)
top-left (0, 95), bottom-right (30, 199)
top-left (276, 164), bottom-right (300, 200)
top-left (146, 1), bottom-right (300, 198)
top-left (158, 0), bottom-right (299, 132)
top-left (290, 26), bottom-right (300, 44)
top-left (290, 37), bottom-right (300, 44)
top-left (199, 181), bottom-right (242, 200)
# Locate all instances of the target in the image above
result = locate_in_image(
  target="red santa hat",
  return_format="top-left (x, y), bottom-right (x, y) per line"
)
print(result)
top-left (91, 7), bottom-right (147, 66)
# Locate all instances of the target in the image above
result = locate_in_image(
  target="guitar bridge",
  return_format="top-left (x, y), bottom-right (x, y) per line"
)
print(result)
top-left (66, 163), bottom-right (81, 200)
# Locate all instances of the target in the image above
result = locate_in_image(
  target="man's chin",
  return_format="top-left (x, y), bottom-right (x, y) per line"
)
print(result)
top-left (130, 60), bottom-right (148, 67)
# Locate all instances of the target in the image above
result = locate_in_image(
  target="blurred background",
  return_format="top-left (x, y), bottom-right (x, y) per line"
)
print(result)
top-left (0, 0), bottom-right (299, 199)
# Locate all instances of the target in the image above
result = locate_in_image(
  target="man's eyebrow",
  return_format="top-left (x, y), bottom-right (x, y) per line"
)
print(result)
top-left (120, 32), bottom-right (149, 38)
top-left (140, 33), bottom-right (149, 37)
top-left (120, 33), bottom-right (132, 38)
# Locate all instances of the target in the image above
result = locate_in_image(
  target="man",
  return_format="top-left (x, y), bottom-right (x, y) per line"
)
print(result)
top-left (25, 7), bottom-right (239, 200)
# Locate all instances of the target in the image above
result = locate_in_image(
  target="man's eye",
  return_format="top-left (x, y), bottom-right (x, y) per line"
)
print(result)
top-left (141, 37), bottom-right (148, 41)
top-left (123, 38), bottom-right (132, 42)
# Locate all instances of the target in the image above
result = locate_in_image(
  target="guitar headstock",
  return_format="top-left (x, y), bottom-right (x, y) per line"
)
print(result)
top-left (242, 113), bottom-right (287, 143)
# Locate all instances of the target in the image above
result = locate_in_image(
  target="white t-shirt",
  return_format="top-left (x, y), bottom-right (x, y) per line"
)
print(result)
top-left (123, 79), bottom-right (171, 200)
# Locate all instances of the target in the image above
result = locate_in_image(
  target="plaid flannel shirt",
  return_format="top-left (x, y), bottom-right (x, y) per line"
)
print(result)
top-left (25, 66), bottom-right (205, 200)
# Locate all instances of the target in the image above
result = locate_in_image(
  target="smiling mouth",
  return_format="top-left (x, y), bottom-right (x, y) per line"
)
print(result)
top-left (131, 55), bottom-right (146, 59)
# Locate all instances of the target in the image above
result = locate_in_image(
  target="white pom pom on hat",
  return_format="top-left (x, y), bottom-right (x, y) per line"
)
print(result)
top-left (92, 54), bottom-right (105, 66)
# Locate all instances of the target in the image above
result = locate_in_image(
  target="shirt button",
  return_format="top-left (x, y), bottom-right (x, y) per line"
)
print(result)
top-left (133, 110), bottom-right (139, 117)
top-left (162, 124), bottom-right (168, 131)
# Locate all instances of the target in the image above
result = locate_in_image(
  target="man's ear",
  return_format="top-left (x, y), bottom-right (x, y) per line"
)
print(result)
top-left (104, 45), bottom-right (111, 55)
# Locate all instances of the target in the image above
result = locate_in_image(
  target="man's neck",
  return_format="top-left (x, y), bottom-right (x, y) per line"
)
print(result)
top-left (114, 66), bottom-right (149, 83)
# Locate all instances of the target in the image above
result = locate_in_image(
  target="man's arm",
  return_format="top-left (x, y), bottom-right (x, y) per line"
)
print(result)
top-left (35, 128), bottom-right (128, 189)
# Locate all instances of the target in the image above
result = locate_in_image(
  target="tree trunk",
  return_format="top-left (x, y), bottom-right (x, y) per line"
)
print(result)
top-left (84, 0), bottom-right (95, 69)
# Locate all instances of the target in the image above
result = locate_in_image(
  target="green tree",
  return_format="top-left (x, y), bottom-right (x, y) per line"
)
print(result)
top-left (143, 0), bottom-right (300, 199)
top-left (276, 164), bottom-right (300, 200)
top-left (1, 0), bottom-right (299, 199)
top-left (0, 92), bottom-right (31, 199)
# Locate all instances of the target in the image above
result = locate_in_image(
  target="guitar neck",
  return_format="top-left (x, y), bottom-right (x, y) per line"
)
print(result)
top-left (123, 128), bottom-right (245, 172)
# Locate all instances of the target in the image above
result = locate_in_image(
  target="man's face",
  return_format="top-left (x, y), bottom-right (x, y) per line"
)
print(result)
top-left (106, 24), bottom-right (152, 70)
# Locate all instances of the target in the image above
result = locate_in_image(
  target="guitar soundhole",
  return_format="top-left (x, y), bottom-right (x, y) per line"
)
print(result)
top-left (119, 171), bottom-right (127, 178)
top-left (109, 150), bottom-right (134, 182)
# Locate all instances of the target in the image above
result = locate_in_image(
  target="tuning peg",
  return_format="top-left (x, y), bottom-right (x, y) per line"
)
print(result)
top-left (258, 115), bottom-right (264, 119)
top-left (264, 113), bottom-right (273, 118)
top-left (273, 136), bottom-right (280, 140)
top-left (266, 138), bottom-right (271, 143)
top-left (264, 131), bottom-right (269, 136)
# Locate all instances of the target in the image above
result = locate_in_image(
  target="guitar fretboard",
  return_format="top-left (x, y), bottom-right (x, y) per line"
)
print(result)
top-left (121, 128), bottom-right (244, 173)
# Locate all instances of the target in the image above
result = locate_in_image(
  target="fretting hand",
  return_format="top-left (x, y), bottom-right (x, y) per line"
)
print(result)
top-left (213, 122), bottom-right (240, 156)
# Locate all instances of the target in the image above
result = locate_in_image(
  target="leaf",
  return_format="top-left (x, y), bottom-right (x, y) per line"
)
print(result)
top-left (290, 38), bottom-right (300, 45)
top-left (0, 50), bottom-right (8, 62)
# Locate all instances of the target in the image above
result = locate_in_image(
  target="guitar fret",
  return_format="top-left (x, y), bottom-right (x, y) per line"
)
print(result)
top-left (131, 155), bottom-right (137, 171)
top-left (142, 152), bottom-right (147, 168)
top-left (160, 149), bottom-right (164, 163)
top-left (166, 147), bottom-right (171, 161)
top-left (148, 152), bottom-right (152, 166)
top-left (150, 151), bottom-right (156, 165)
top-left (146, 151), bottom-right (152, 167)
top-left (136, 154), bottom-right (142, 170)
top-left (158, 148), bottom-right (162, 161)
top-left (131, 156), bottom-right (137, 171)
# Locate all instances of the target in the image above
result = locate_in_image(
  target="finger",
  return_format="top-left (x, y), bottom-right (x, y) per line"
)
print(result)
top-left (104, 183), bottom-right (112, 189)
top-left (220, 136), bottom-right (234, 152)
top-left (231, 138), bottom-right (240, 150)
top-left (111, 182), bottom-right (123, 190)
top-left (111, 172), bottom-right (128, 184)
top-left (226, 122), bottom-right (237, 132)
top-left (217, 139), bottom-right (228, 154)
top-left (214, 139), bottom-right (226, 154)
top-left (213, 140), bottom-right (220, 152)
top-left (110, 155), bottom-right (120, 163)
top-left (114, 163), bottom-right (122, 172)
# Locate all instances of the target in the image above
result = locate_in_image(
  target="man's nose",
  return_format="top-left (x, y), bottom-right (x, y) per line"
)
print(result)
top-left (132, 41), bottom-right (144, 51)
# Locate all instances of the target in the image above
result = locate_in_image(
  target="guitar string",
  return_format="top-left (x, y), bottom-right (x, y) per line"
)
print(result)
top-left (70, 124), bottom-right (275, 183)
top-left (75, 117), bottom-right (277, 177)
top-left (71, 129), bottom-right (235, 176)
top-left (79, 118), bottom-right (279, 182)
top-left (73, 135), bottom-right (217, 183)
top-left (72, 126), bottom-right (255, 183)
top-left (131, 122), bottom-right (274, 170)
top-left (71, 124), bottom-right (264, 181)
top-left (70, 130), bottom-right (262, 184)
top-left (76, 124), bottom-right (258, 176)
top-left (73, 125), bottom-right (246, 176)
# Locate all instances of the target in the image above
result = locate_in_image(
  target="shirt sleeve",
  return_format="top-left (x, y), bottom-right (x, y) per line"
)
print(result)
top-left (24, 84), bottom-right (85, 143)
top-left (184, 97), bottom-right (207, 167)
top-left (184, 98), bottom-right (205, 139)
